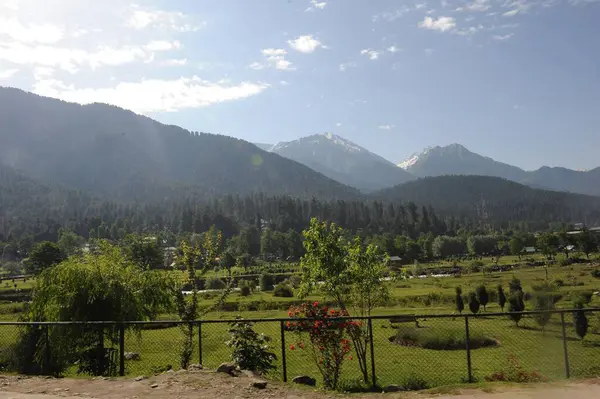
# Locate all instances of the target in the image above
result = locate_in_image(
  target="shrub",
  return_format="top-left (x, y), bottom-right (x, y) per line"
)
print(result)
top-left (469, 261), bottom-right (484, 273)
top-left (591, 269), bottom-right (600, 279)
top-left (273, 283), bottom-right (294, 298)
top-left (259, 273), bottom-right (274, 291)
top-left (390, 326), bottom-right (497, 350)
top-left (553, 279), bottom-right (564, 287)
top-left (485, 355), bottom-right (545, 383)
top-left (288, 275), bottom-right (302, 289)
top-left (226, 319), bottom-right (276, 374)
top-left (402, 374), bottom-right (430, 391)
top-left (238, 280), bottom-right (253, 297)
top-left (287, 303), bottom-right (356, 390)
top-left (205, 276), bottom-right (226, 290)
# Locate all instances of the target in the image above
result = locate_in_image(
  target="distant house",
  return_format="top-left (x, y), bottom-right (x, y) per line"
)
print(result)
top-left (389, 256), bottom-right (403, 268)
top-left (522, 247), bottom-right (536, 254)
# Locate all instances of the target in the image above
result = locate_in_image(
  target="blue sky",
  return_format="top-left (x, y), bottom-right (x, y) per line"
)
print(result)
top-left (1, 0), bottom-right (599, 170)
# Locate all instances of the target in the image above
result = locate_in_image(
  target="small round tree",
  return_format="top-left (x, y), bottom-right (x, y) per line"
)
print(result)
top-left (468, 292), bottom-right (480, 314)
top-left (455, 286), bottom-right (465, 314)
top-left (497, 285), bottom-right (507, 312)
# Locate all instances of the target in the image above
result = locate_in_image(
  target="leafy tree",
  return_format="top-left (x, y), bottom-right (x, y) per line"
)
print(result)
top-left (558, 230), bottom-right (574, 259)
top-left (497, 285), bottom-right (507, 311)
top-left (174, 229), bottom-right (227, 369)
top-left (432, 236), bottom-right (466, 258)
top-left (260, 227), bottom-right (276, 261)
top-left (56, 228), bottom-right (85, 256)
top-left (476, 285), bottom-right (489, 311)
top-left (577, 229), bottom-right (598, 259)
top-left (299, 218), bottom-right (389, 385)
top-left (26, 241), bottom-right (65, 275)
top-left (455, 287), bottom-right (465, 314)
top-left (509, 236), bottom-right (525, 259)
top-left (123, 234), bottom-right (163, 269)
top-left (536, 232), bottom-right (559, 260)
top-left (468, 292), bottom-right (480, 314)
top-left (19, 241), bottom-right (172, 375)
top-left (573, 300), bottom-right (589, 340)
top-left (532, 284), bottom-right (555, 331)
top-left (226, 319), bottom-right (276, 374)
top-left (507, 292), bottom-right (525, 326)
top-left (467, 235), bottom-right (498, 257)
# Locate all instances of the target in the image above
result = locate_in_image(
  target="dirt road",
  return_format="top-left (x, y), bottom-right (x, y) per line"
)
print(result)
top-left (0, 372), bottom-right (598, 399)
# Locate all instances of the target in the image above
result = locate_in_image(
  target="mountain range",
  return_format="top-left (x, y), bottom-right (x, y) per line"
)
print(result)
top-left (1, 86), bottom-right (600, 231)
top-left (259, 138), bottom-right (600, 196)
top-left (0, 87), bottom-right (359, 201)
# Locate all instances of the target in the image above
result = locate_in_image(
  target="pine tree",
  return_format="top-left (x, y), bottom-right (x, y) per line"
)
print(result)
top-left (455, 286), bottom-right (465, 314)
top-left (507, 292), bottom-right (525, 326)
top-left (573, 300), bottom-right (589, 340)
top-left (476, 285), bottom-right (489, 311)
top-left (497, 285), bottom-right (506, 311)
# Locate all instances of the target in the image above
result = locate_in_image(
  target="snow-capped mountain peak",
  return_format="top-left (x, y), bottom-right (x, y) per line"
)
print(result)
top-left (397, 146), bottom-right (434, 169)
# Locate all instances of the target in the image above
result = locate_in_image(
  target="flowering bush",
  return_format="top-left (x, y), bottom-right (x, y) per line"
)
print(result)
top-left (287, 302), bottom-right (358, 390)
top-left (485, 354), bottom-right (546, 383)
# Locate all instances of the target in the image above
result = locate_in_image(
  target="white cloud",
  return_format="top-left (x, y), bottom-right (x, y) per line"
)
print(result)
top-left (262, 48), bottom-right (287, 57)
top-left (457, 0), bottom-right (491, 12)
top-left (387, 45), bottom-right (401, 53)
top-left (306, 0), bottom-right (327, 11)
top-left (0, 68), bottom-right (18, 79)
top-left (336, 122), bottom-right (342, 127)
top-left (144, 40), bottom-right (182, 51)
top-left (339, 61), bottom-right (357, 71)
top-left (287, 35), bottom-right (324, 53)
top-left (161, 58), bottom-right (187, 66)
top-left (360, 49), bottom-right (381, 60)
top-left (502, 8), bottom-right (521, 16)
top-left (126, 4), bottom-right (203, 32)
top-left (0, 16), bottom-right (64, 44)
top-left (372, 6), bottom-right (411, 22)
top-left (378, 124), bottom-right (395, 130)
top-left (0, 42), bottom-right (149, 73)
top-left (33, 77), bottom-right (270, 113)
top-left (418, 16), bottom-right (456, 32)
top-left (251, 48), bottom-right (295, 71)
top-left (454, 24), bottom-right (484, 35)
top-left (279, 80), bottom-right (289, 86)
top-left (492, 33), bottom-right (515, 40)
top-left (424, 48), bottom-right (434, 56)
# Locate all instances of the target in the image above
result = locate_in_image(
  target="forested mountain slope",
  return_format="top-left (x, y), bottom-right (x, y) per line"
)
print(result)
top-left (375, 175), bottom-right (600, 227)
top-left (0, 88), bottom-right (359, 201)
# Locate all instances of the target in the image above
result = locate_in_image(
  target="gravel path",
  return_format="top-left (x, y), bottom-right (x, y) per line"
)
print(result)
top-left (0, 373), bottom-right (598, 398)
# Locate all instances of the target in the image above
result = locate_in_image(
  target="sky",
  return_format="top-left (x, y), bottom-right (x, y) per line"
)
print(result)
top-left (1, 0), bottom-right (599, 171)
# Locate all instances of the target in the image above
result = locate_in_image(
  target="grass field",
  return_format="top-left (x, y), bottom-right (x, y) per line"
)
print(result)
top-left (1, 253), bottom-right (600, 390)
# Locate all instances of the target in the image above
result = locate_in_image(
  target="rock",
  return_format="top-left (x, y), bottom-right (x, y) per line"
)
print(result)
top-left (133, 376), bottom-right (146, 382)
top-left (250, 380), bottom-right (268, 389)
top-left (125, 352), bottom-right (141, 361)
top-left (240, 370), bottom-right (260, 379)
top-left (188, 364), bottom-right (203, 371)
top-left (383, 385), bottom-right (404, 393)
top-left (216, 362), bottom-right (237, 375)
top-left (292, 375), bottom-right (316, 386)
top-left (150, 384), bottom-right (159, 389)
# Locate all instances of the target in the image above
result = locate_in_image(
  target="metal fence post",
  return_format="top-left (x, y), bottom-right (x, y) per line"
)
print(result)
top-left (560, 312), bottom-right (570, 378)
top-left (464, 315), bottom-right (473, 383)
top-left (119, 323), bottom-right (125, 376)
top-left (368, 317), bottom-right (376, 388)
top-left (279, 320), bottom-right (287, 382)
top-left (198, 322), bottom-right (203, 366)
top-left (43, 324), bottom-right (50, 373)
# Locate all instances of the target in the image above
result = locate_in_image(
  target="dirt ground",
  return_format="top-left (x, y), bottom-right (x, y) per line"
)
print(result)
top-left (0, 371), bottom-right (598, 399)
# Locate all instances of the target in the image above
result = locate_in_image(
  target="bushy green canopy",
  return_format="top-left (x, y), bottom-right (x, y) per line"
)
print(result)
top-left (28, 240), bottom-right (174, 322)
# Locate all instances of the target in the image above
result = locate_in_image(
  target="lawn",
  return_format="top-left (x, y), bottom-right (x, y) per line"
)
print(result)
top-left (0, 254), bottom-right (599, 390)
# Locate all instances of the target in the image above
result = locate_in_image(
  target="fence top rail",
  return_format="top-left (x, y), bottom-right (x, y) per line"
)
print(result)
top-left (1, 307), bottom-right (598, 326)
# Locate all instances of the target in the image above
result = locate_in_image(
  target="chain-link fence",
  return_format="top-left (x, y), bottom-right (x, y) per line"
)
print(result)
top-left (0, 309), bottom-right (599, 389)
